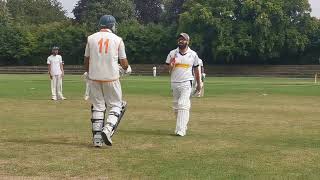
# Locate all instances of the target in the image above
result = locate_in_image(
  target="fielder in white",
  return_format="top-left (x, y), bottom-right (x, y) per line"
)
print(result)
top-left (84, 15), bottom-right (131, 147)
top-left (153, 66), bottom-right (157, 77)
top-left (47, 46), bottom-right (66, 100)
top-left (166, 33), bottom-right (201, 136)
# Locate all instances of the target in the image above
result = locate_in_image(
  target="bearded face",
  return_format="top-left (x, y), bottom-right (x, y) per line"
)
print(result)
top-left (177, 37), bottom-right (188, 49)
top-left (52, 49), bottom-right (59, 56)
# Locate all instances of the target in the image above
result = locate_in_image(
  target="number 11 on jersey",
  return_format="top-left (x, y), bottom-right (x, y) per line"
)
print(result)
top-left (98, 38), bottom-right (109, 54)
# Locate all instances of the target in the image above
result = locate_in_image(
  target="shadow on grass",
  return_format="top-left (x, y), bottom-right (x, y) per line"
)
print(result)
top-left (118, 129), bottom-right (174, 137)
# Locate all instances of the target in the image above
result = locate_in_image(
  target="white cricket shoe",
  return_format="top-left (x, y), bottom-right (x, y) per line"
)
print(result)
top-left (101, 127), bottom-right (113, 146)
top-left (84, 96), bottom-right (89, 100)
top-left (59, 97), bottom-right (67, 100)
top-left (176, 131), bottom-right (185, 137)
top-left (51, 97), bottom-right (57, 100)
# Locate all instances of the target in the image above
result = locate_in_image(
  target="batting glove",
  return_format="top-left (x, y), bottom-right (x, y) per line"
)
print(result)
top-left (82, 72), bottom-right (88, 80)
top-left (119, 65), bottom-right (132, 76)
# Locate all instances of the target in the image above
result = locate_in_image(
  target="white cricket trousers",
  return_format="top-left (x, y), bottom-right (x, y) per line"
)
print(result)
top-left (51, 75), bottom-right (63, 99)
top-left (89, 79), bottom-right (122, 126)
top-left (171, 81), bottom-right (192, 136)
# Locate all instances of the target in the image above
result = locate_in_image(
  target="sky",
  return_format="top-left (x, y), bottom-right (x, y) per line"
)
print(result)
top-left (58, 0), bottom-right (320, 19)
top-left (309, 0), bottom-right (320, 18)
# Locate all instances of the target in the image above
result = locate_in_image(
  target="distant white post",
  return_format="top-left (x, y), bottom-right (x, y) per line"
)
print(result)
top-left (315, 73), bottom-right (318, 84)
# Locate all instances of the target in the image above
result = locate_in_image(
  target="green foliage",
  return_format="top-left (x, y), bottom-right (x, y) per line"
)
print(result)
top-left (73, 0), bottom-right (136, 30)
top-left (1, 0), bottom-right (320, 65)
top-left (6, 0), bottom-right (66, 25)
top-left (31, 22), bottom-right (87, 65)
top-left (162, 0), bottom-right (186, 24)
top-left (0, 24), bottom-right (37, 64)
top-left (134, 0), bottom-right (163, 24)
top-left (178, 0), bottom-right (319, 64)
top-left (118, 20), bottom-right (177, 64)
top-left (0, 1), bottom-right (12, 26)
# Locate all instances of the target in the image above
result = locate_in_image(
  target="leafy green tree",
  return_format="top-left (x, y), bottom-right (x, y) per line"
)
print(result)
top-left (162, 0), bottom-right (186, 24)
top-left (118, 20), bottom-right (176, 64)
top-left (28, 22), bottom-right (87, 65)
top-left (0, 1), bottom-right (11, 25)
top-left (134, 0), bottom-right (163, 24)
top-left (6, 0), bottom-right (66, 25)
top-left (178, 0), bottom-right (315, 64)
top-left (0, 25), bottom-right (37, 65)
top-left (73, 0), bottom-right (136, 29)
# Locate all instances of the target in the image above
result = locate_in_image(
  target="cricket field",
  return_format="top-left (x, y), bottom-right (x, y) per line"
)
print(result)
top-left (0, 74), bottom-right (319, 179)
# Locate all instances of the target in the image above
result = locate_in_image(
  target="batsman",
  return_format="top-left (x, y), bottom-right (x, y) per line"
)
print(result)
top-left (166, 33), bottom-right (202, 136)
top-left (84, 15), bottom-right (131, 147)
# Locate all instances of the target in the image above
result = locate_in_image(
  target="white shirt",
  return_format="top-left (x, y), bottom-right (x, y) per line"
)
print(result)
top-left (47, 55), bottom-right (62, 76)
top-left (198, 59), bottom-right (203, 67)
top-left (84, 29), bottom-right (126, 81)
top-left (165, 47), bottom-right (199, 83)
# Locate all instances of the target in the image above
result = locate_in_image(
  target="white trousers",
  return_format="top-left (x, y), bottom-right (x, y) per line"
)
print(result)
top-left (89, 80), bottom-right (122, 126)
top-left (51, 75), bottom-right (63, 99)
top-left (171, 81), bottom-right (192, 135)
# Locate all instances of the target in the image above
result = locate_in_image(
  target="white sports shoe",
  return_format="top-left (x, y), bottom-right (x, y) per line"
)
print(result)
top-left (84, 96), bottom-right (89, 100)
top-left (101, 127), bottom-right (113, 146)
top-left (176, 131), bottom-right (185, 137)
top-left (51, 97), bottom-right (57, 100)
top-left (60, 97), bottom-right (67, 100)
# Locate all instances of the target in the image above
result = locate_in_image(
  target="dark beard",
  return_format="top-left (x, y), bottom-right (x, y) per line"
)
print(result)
top-left (178, 44), bottom-right (187, 49)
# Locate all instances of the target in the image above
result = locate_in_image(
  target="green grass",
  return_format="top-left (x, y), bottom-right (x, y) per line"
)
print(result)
top-left (0, 74), bottom-right (320, 179)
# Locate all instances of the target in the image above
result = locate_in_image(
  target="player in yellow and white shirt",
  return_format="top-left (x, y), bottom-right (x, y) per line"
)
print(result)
top-left (84, 15), bottom-right (131, 147)
top-left (166, 33), bottom-right (201, 136)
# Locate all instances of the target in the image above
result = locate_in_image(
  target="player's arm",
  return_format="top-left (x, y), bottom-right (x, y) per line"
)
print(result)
top-left (60, 58), bottom-right (64, 77)
top-left (193, 54), bottom-right (201, 91)
top-left (118, 39), bottom-right (131, 74)
top-left (48, 64), bottom-right (52, 79)
top-left (119, 58), bottom-right (129, 70)
top-left (194, 66), bottom-right (201, 91)
top-left (84, 40), bottom-right (90, 73)
top-left (165, 53), bottom-right (175, 73)
top-left (166, 62), bottom-right (175, 73)
top-left (47, 57), bottom-right (52, 79)
top-left (84, 56), bottom-right (90, 72)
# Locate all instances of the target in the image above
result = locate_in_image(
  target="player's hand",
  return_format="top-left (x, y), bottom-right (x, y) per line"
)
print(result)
top-left (169, 58), bottom-right (176, 68)
top-left (196, 83), bottom-right (202, 92)
top-left (82, 72), bottom-right (88, 79)
top-left (202, 73), bottom-right (206, 79)
top-left (168, 58), bottom-right (176, 73)
top-left (125, 65), bottom-right (132, 75)
top-left (119, 65), bottom-right (132, 76)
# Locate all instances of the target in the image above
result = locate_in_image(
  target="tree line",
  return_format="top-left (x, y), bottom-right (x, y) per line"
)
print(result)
top-left (0, 0), bottom-right (320, 65)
